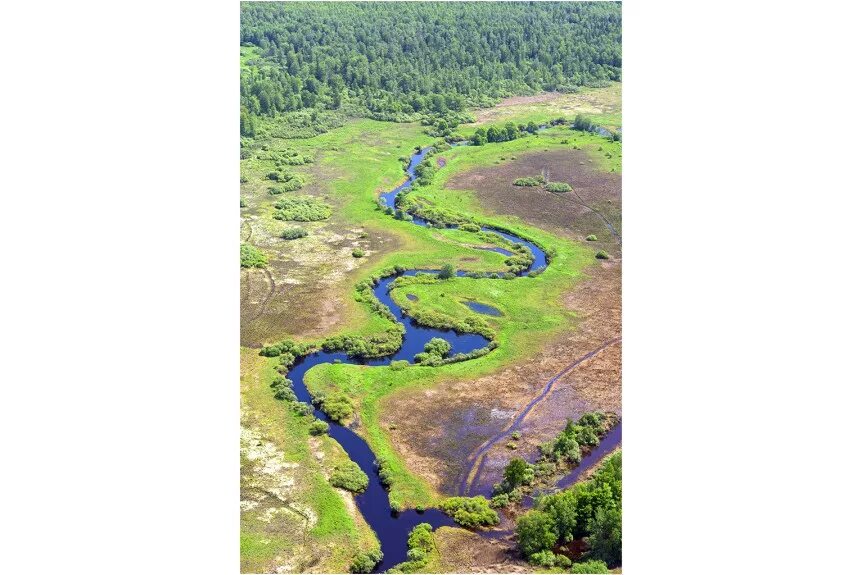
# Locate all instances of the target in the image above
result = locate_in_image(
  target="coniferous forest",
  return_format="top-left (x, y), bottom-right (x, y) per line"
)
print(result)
top-left (240, 2), bottom-right (621, 121)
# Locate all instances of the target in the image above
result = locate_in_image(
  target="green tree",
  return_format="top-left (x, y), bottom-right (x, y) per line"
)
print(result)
top-left (504, 457), bottom-right (530, 488)
top-left (586, 505), bottom-right (621, 566)
top-left (516, 510), bottom-right (558, 556)
top-left (240, 106), bottom-right (256, 137)
top-left (438, 263), bottom-right (456, 279)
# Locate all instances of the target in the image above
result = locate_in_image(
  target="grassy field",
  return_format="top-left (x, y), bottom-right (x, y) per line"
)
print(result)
top-left (469, 82), bottom-right (622, 130)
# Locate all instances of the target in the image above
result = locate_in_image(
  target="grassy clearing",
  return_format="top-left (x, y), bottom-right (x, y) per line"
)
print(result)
top-left (470, 82), bottom-right (621, 130)
top-left (240, 348), bottom-right (377, 572)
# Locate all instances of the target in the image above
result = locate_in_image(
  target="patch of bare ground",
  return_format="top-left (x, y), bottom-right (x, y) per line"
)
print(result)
top-left (433, 527), bottom-right (531, 573)
top-left (241, 162), bottom-right (405, 347)
top-left (381, 153), bottom-right (620, 497)
top-left (447, 149), bottom-right (621, 250)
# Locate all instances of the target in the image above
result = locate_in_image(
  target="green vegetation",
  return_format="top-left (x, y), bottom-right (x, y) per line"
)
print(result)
top-left (586, 234), bottom-right (598, 241)
top-left (241, 4), bottom-right (622, 571)
top-left (273, 196), bottom-right (332, 221)
top-left (241, 2), bottom-right (621, 120)
top-left (352, 248), bottom-right (366, 258)
top-left (546, 182), bottom-right (573, 193)
top-left (491, 413), bottom-right (615, 511)
top-left (515, 451), bottom-right (622, 567)
top-left (388, 523), bottom-right (436, 573)
top-left (572, 114), bottom-right (596, 132)
top-left (240, 349), bottom-right (377, 573)
top-left (309, 420), bottom-right (329, 436)
top-left (513, 175), bottom-right (545, 187)
top-left (330, 461), bottom-right (370, 493)
top-left (595, 250), bottom-right (610, 260)
top-left (570, 560), bottom-right (610, 574)
top-left (439, 496), bottom-right (499, 528)
top-left (240, 244), bottom-right (267, 268)
top-left (281, 227), bottom-right (308, 240)
top-left (350, 548), bottom-right (383, 574)
top-left (437, 263), bottom-right (455, 279)
top-left (413, 337), bottom-right (452, 365)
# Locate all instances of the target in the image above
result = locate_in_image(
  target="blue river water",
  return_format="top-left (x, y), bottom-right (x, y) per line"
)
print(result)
top-left (281, 142), bottom-right (550, 572)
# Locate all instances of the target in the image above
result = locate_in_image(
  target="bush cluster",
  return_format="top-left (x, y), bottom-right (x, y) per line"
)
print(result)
top-left (572, 114), bottom-right (596, 132)
top-left (321, 325), bottom-right (404, 359)
top-left (267, 176), bottom-right (304, 194)
top-left (329, 460), bottom-right (369, 493)
top-left (281, 227), bottom-right (308, 240)
top-left (309, 391), bottom-right (354, 423)
top-left (439, 496), bottom-right (499, 528)
top-left (309, 420), bottom-right (329, 436)
top-left (349, 549), bottom-right (383, 574)
top-left (545, 182), bottom-right (573, 193)
top-left (413, 337), bottom-right (452, 365)
top-left (595, 250), bottom-right (609, 260)
top-left (513, 175), bottom-right (545, 187)
top-left (585, 234), bottom-right (598, 241)
top-left (273, 196), bottom-right (332, 221)
top-left (240, 244), bottom-right (267, 268)
top-left (570, 560), bottom-right (610, 574)
top-left (259, 338), bottom-right (311, 360)
top-left (388, 523), bottom-right (435, 573)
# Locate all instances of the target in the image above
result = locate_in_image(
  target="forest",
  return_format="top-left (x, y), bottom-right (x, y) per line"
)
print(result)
top-left (240, 2), bottom-right (621, 120)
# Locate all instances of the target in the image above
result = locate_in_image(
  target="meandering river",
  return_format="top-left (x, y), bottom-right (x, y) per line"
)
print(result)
top-left (283, 140), bottom-right (612, 571)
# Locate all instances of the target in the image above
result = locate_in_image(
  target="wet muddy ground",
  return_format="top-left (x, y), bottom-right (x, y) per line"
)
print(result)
top-left (383, 152), bottom-right (621, 496)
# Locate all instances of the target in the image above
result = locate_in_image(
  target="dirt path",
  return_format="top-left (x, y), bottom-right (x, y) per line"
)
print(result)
top-left (459, 336), bottom-right (622, 495)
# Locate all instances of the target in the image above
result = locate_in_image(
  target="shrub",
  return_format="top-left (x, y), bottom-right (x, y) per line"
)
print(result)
top-left (459, 222), bottom-right (481, 232)
top-left (314, 393), bottom-right (353, 423)
top-left (376, 458), bottom-right (395, 488)
top-left (570, 560), bottom-right (609, 574)
top-left (240, 198), bottom-right (247, 208)
top-left (240, 244), bottom-right (267, 268)
top-left (586, 234), bottom-right (597, 241)
top-left (595, 250), bottom-right (610, 260)
top-left (504, 458), bottom-right (531, 489)
top-left (330, 461), bottom-right (369, 493)
top-left (529, 550), bottom-right (557, 568)
top-left (352, 248), bottom-right (365, 258)
top-left (309, 420), bottom-right (329, 436)
top-left (490, 493), bottom-right (510, 508)
top-left (349, 549), bottom-right (383, 573)
top-left (423, 337), bottom-right (451, 357)
top-left (390, 360), bottom-right (409, 371)
top-left (572, 114), bottom-right (595, 131)
top-left (439, 496), bottom-right (499, 528)
top-left (513, 175), bottom-right (545, 187)
top-left (546, 182), bottom-right (573, 193)
top-left (273, 196), bottom-right (332, 221)
top-left (437, 263), bottom-right (456, 279)
top-left (281, 227), bottom-right (308, 240)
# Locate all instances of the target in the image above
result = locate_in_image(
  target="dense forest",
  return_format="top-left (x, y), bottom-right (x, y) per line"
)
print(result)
top-left (240, 2), bottom-right (621, 121)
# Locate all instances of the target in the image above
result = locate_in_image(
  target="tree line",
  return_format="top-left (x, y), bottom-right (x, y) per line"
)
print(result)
top-left (240, 2), bottom-right (621, 119)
